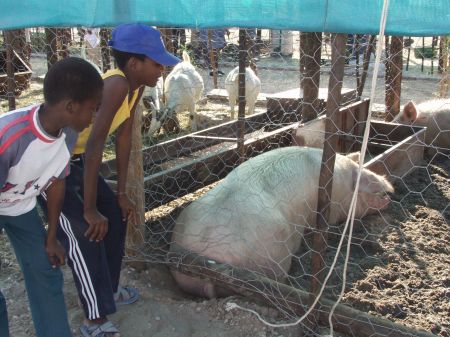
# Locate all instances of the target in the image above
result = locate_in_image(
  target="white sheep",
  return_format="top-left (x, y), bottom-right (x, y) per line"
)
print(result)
top-left (224, 63), bottom-right (261, 119)
top-left (164, 51), bottom-right (204, 132)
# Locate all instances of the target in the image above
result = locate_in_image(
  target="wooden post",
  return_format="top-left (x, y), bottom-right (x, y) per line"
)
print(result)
top-left (256, 28), bottom-right (262, 55)
top-left (157, 28), bottom-right (173, 81)
top-left (167, 249), bottom-right (438, 337)
top-left (385, 36), bottom-right (403, 122)
top-left (421, 37), bottom-right (425, 72)
top-left (438, 36), bottom-right (446, 74)
top-left (78, 28), bottom-right (86, 48)
top-left (6, 29), bottom-right (30, 67)
top-left (355, 35), bottom-right (361, 93)
top-left (308, 33), bottom-right (347, 332)
top-left (4, 30), bottom-right (16, 110)
top-left (237, 29), bottom-right (247, 162)
top-left (405, 37), bottom-right (411, 71)
top-left (431, 36), bottom-right (438, 75)
top-left (100, 28), bottom-right (111, 72)
top-left (439, 36), bottom-right (449, 98)
top-left (45, 28), bottom-right (58, 70)
top-left (299, 32), bottom-right (306, 89)
top-left (384, 35), bottom-right (391, 110)
top-left (208, 30), bottom-right (218, 89)
top-left (300, 32), bottom-right (323, 122)
top-left (159, 28), bottom-right (175, 54)
top-left (58, 28), bottom-right (71, 59)
top-left (125, 102), bottom-right (146, 270)
top-left (357, 35), bottom-right (376, 98)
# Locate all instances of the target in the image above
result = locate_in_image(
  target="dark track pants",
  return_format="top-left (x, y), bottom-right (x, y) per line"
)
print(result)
top-left (0, 208), bottom-right (72, 337)
top-left (39, 158), bottom-right (127, 320)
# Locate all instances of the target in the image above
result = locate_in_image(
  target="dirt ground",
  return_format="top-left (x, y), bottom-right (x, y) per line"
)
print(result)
top-left (0, 36), bottom-right (449, 337)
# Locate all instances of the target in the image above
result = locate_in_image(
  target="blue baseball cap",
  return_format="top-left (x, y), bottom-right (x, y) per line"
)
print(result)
top-left (109, 23), bottom-right (180, 66)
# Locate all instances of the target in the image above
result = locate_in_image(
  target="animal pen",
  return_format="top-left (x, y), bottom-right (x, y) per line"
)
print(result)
top-left (0, 1), bottom-right (449, 337)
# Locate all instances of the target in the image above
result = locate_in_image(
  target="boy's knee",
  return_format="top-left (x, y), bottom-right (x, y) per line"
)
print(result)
top-left (38, 267), bottom-right (64, 296)
top-left (23, 260), bottom-right (64, 290)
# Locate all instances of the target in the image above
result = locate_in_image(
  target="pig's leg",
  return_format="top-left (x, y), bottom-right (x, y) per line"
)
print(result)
top-left (171, 270), bottom-right (217, 298)
top-left (171, 270), bottom-right (236, 298)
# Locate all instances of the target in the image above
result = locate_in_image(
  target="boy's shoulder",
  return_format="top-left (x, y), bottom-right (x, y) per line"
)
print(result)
top-left (0, 105), bottom-right (35, 126)
top-left (62, 125), bottom-right (78, 146)
top-left (0, 105), bottom-right (77, 152)
top-left (0, 105), bottom-right (37, 146)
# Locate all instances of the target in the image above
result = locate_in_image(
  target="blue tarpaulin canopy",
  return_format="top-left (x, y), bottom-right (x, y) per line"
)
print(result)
top-left (0, 0), bottom-right (449, 36)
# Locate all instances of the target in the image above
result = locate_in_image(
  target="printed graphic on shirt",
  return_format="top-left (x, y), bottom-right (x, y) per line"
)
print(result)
top-left (0, 182), bottom-right (17, 193)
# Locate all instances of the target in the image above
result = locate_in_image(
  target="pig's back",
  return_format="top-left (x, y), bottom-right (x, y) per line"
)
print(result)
top-left (417, 99), bottom-right (450, 149)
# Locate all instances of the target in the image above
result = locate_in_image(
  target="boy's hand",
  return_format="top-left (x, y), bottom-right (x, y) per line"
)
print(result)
top-left (117, 193), bottom-right (136, 223)
top-left (84, 209), bottom-right (109, 242)
top-left (45, 238), bottom-right (66, 268)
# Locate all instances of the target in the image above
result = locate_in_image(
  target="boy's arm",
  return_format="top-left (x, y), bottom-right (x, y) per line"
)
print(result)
top-left (83, 76), bottom-right (129, 242)
top-left (0, 165), bottom-right (9, 191)
top-left (115, 86), bottom-right (145, 222)
top-left (0, 148), bottom-right (12, 190)
top-left (45, 178), bottom-right (66, 267)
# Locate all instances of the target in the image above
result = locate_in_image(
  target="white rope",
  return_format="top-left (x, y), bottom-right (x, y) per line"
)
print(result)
top-left (328, 0), bottom-right (391, 333)
top-left (328, 2), bottom-right (391, 335)
top-left (227, 0), bottom-right (391, 332)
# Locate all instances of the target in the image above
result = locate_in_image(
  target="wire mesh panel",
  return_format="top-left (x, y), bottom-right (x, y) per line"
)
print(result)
top-left (0, 26), bottom-right (449, 337)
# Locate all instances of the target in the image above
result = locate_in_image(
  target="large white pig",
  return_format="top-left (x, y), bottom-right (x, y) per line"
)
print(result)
top-left (170, 146), bottom-right (394, 298)
top-left (392, 99), bottom-right (450, 153)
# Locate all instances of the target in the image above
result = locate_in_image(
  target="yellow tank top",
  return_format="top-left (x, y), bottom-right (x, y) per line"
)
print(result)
top-left (72, 68), bottom-right (140, 155)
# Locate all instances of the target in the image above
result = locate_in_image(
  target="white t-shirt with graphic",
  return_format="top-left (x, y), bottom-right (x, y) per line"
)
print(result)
top-left (0, 104), bottom-right (77, 216)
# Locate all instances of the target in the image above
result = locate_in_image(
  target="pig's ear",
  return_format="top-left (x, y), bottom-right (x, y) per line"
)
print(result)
top-left (355, 170), bottom-right (394, 194)
top-left (346, 152), bottom-right (360, 164)
top-left (403, 101), bottom-right (417, 121)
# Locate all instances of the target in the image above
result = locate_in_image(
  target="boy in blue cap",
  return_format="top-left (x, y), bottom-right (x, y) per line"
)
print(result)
top-left (1, 57), bottom-right (103, 337)
top-left (39, 24), bottom-right (180, 337)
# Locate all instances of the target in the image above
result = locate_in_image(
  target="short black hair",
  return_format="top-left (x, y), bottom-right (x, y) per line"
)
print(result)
top-left (44, 57), bottom-right (103, 105)
top-left (111, 48), bottom-right (146, 69)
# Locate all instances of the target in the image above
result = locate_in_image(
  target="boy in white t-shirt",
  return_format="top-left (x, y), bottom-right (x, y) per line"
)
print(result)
top-left (0, 57), bottom-right (103, 337)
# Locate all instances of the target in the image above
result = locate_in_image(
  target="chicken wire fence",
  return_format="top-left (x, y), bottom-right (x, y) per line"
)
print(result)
top-left (1, 27), bottom-right (449, 337)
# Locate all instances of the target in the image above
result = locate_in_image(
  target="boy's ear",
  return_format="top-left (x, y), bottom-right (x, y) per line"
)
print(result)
top-left (65, 99), bottom-right (74, 114)
top-left (127, 56), bottom-right (139, 70)
top-left (64, 99), bottom-right (79, 116)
